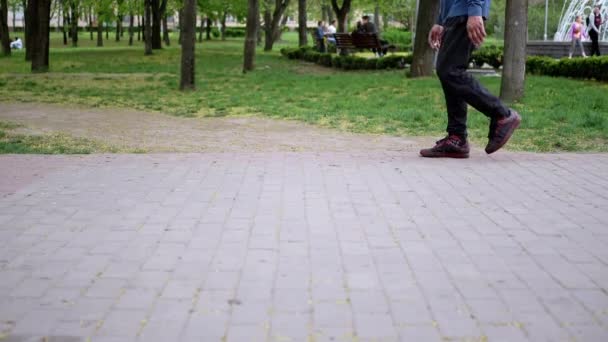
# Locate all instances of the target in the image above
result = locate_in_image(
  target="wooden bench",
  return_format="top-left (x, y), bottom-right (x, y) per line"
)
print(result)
top-left (333, 32), bottom-right (395, 55)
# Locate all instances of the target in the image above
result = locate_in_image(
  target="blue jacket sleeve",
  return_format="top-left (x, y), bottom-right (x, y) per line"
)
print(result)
top-left (467, 0), bottom-right (484, 17)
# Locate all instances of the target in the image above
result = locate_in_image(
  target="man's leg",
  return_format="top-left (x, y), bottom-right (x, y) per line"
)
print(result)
top-left (433, 16), bottom-right (519, 155)
top-left (436, 17), bottom-right (510, 123)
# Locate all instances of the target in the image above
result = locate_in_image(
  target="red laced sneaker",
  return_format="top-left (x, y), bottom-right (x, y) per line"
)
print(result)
top-left (485, 110), bottom-right (521, 154)
top-left (420, 135), bottom-right (470, 159)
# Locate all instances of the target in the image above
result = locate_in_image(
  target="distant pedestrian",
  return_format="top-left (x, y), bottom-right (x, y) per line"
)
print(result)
top-left (569, 15), bottom-right (587, 58)
top-left (587, 6), bottom-right (603, 56)
top-left (421, 0), bottom-right (521, 158)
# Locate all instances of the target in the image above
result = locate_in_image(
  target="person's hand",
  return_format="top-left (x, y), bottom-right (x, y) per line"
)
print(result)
top-left (428, 24), bottom-right (444, 50)
top-left (467, 16), bottom-right (486, 46)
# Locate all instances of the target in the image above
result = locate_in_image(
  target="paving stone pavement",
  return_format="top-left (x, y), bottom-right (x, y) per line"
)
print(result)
top-left (0, 152), bottom-right (607, 342)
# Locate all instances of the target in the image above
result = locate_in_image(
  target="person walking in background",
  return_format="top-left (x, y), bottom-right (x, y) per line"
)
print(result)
top-left (587, 6), bottom-right (603, 56)
top-left (421, 0), bottom-right (521, 158)
top-left (569, 15), bottom-right (588, 58)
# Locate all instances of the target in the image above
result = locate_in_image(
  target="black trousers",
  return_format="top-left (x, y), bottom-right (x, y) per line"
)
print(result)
top-left (589, 30), bottom-right (601, 56)
top-left (436, 16), bottom-right (510, 139)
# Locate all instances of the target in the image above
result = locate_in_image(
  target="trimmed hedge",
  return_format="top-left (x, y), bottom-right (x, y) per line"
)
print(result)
top-left (282, 45), bottom-right (608, 81)
top-left (280, 46), bottom-right (411, 71)
top-left (527, 56), bottom-right (608, 81)
top-left (471, 45), bottom-right (503, 69)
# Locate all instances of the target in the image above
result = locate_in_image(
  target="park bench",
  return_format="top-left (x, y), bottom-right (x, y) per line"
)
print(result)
top-left (333, 32), bottom-right (396, 55)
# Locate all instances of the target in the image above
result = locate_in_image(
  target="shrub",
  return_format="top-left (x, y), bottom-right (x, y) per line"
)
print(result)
top-left (471, 45), bottom-right (503, 68)
top-left (526, 56), bottom-right (608, 81)
top-left (381, 29), bottom-right (412, 51)
top-left (376, 55), bottom-right (407, 69)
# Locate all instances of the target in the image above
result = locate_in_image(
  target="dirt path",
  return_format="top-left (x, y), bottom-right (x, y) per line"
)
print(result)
top-left (0, 102), bottom-right (429, 153)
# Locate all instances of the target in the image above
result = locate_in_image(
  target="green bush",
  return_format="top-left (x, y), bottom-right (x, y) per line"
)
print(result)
top-left (381, 29), bottom-right (412, 51)
top-left (471, 45), bottom-right (503, 68)
top-left (527, 56), bottom-right (608, 81)
top-left (281, 46), bottom-right (410, 71)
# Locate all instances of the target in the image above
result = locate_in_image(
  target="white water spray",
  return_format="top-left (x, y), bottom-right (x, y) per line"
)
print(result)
top-left (554, 0), bottom-right (608, 41)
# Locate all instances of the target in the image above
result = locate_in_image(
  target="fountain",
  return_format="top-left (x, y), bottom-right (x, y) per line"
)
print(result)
top-left (527, 0), bottom-right (608, 57)
top-left (554, 0), bottom-right (608, 41)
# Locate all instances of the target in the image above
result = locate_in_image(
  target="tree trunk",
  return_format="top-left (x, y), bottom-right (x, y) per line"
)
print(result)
top-left (205, 17), bottom-right (211, 40)
top-left (243, 0), bottom-right (259, 72)
top-left (274, 14), bottom-right (287, 42)
top-left (96, 14), bottom-right (103, 46)
top-left (220, 11), bottom-right (226, 40)
top-left (144, 0), bottom-right (152, 54)
top-left (500, 0), bottom-right (528, 102)
top-left (263, 7), bottom-right (271, 49)
top-left (178, 9), bottom-right (183, 44)
top-left (25, 0), bottom-right (33, 60)
top-left (180, 0), bottom-right (196, 90)
top-left (31, 0), bottom-right (51, 72)
top-left (325, 5), bottom-right (333, 22)
top-left (297, 0), bottom-right (307, 46)
top-left (70, 1), bottom-right (78, 47)
top-left (62, 8), bottom-right (67, 45)
top-left (321, 4), bottom-right (328, 22)
top-left (115, 17), bottom-right (121, 41)
top-left (410, 0), bottom-right (439, 77)
top-left (162, 13), bottom-right (169, 45)
top-left (105, 22), bottom-right (108, 39)
top-left (137, 15), bottom-right (141, 41)
top-left (330, 0), bottom-right (351, 33)
top-left (56, 6), bottom-right (60, 31)
top-left (198, 15), bottom-right (203, 42)
top-left (129, 12), bottom-right (134, 45)
top-left (89, 10), bottom-right (93, 40)
top-left (11, 2), bottom-right (15, 31)
top-left (263, 0), bottom-right (290, 51)
top-left (0, 0), bottom-right (10, 56)
top-left (150, 0), bottom-right (163, 49)
top-left (374, 3), bottom-right (380, 33)
top-left (256, 12), bottom-right (261, 45)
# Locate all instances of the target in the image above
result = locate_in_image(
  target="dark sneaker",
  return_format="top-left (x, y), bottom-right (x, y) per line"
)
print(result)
top-left (485, 110), bottom-right (521, 154)
top-left (420, 135), bottom-right (470, 158)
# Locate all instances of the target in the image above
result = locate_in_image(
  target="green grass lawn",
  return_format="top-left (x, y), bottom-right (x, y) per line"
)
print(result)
top-left (0, 31), bottom-right (607, 152)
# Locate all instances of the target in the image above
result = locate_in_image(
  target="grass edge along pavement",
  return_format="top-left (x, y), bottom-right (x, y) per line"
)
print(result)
top-left (0, 32), bottom-right (607, 153)
top-left (0, 120), bottom-right (139, 154)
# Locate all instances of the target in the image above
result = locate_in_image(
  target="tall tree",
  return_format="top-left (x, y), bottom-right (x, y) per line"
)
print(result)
top-left (144, 0), bottom-right (152, 54)
top-left (24, 0), bottom-right (33, 60)
top-left (70, 0), bottom-right (78, 46)
top-left (150, 0), bottom-right (165, 48)
top-left (410, 0), bottom-right (439, 77)
top-left (30, 0), bottom-right (51, 72)
top-left (129, 11), bottom-right (134, 44)
top-left (180, 0), bottom-right (195, 89)
top-left (162, 11), bottom-right (169, 45)
top-left (330, 0), bottom-right (350, 32)
top-left (297, 0), bottom-right (306, 46)
top-left (61, 3), bottom-right (68, 44)
top-left (263, 0), bottom-right (289, 51)
top-left (500, 0), bottom-right (528, 102)
top-left (243, 0), bottom-right (258, 72)
top-left (0, 0), bottom-right (10, 56)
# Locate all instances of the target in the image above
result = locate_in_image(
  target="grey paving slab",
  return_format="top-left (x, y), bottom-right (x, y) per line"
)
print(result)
top-left (0, 152), bottom-right (608, 342)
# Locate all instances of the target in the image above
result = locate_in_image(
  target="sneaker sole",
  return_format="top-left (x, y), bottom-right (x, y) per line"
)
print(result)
top-left (486, 113), bottom-right (521, 154)
top-left (420, 152), bottom-right (470, 159)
